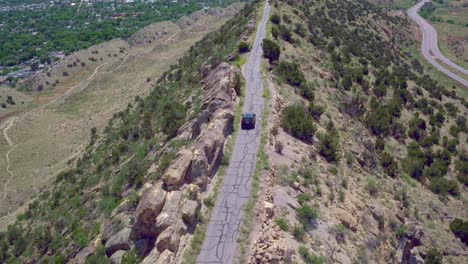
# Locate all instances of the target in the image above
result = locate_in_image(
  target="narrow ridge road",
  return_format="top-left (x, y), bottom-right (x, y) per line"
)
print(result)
top-left (197, 1), bottom-right (270, 263)
top-left (408, 0), bottom-right (468, 87)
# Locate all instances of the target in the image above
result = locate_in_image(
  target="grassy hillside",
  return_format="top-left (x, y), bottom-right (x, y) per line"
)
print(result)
top-left (248, 0), bottom-right (467, 263)
top-left (0, 1), bottom-right (258, 262)
top-left (0, 5), bottom-right (242, 222)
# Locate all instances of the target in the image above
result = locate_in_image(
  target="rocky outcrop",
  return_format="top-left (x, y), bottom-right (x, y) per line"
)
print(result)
top-left (162, 149), bottom-right (193, 189)
top-left (181, 199), bottom-right (200, 226)
top-left (104, 62), bottom-right (240, 262)
top-left (133, 182), bottom-right (166, 237)
top-left (401, 229), bottom-right (424, 264)
top-left (110, 250), bottom-right (126, 264)
top-left (105, 228), bottom-right (132, 256)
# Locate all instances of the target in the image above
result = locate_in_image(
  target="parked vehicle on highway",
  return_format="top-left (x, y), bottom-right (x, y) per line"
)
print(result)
top-left (241, 113), bottom-right (256, 130)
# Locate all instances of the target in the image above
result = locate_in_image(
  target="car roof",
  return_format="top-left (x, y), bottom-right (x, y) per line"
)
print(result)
top-left (242, 113), bottom-right (256, 117)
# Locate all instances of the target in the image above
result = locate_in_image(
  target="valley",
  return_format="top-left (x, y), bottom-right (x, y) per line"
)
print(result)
top-left (0, 3), bottom-right (244, 225)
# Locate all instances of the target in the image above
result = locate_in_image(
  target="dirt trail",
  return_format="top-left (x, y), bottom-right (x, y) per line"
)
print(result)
top-left (0, 63), bottom-right (106, 201)
top-left (2, 146), bottom-right (17, 201)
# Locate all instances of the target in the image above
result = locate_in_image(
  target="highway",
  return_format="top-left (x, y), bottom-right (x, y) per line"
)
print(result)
top-left (407, 0), bottom-right (468, 87)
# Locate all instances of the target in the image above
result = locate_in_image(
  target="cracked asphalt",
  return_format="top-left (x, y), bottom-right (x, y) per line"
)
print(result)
top-left (196, 1), bottom-right (270, 263)
top-left (408, 0), bottom-right (468, 87)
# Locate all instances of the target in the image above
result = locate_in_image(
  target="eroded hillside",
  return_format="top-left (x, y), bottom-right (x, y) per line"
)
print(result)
top-left (247, 0), bottom-right (467, 263)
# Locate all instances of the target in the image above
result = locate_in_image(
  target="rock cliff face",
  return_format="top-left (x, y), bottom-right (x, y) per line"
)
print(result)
top-left (90, 62), bottom-right (240, 263)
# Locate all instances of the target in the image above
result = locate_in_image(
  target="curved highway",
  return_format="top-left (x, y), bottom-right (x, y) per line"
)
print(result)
top-left (197, 1), bottom-right (270, 263)
top-left (408, 0), bottom-right (468, 87)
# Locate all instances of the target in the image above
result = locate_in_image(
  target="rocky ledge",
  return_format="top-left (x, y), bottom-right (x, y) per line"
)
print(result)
top-left (73, 62), bottom-right (241, 263)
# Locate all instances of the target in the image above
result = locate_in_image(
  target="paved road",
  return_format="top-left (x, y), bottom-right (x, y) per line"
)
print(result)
top-left (408, 0), bottom-right (468, 87)
top-left (197, 1), bottom-right (270, 263)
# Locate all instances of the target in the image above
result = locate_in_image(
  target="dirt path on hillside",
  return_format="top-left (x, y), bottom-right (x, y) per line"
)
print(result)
top-left (0, 62), bottom-right (106, 201)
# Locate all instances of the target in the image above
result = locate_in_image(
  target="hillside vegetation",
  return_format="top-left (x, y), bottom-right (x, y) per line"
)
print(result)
top-left (0, 1), bottom-right (258, 262)
top-left (248, 0), bottom-right (467, 263)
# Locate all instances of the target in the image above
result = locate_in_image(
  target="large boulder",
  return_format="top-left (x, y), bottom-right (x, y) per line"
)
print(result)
top-left (155, 225), bottom-right (183, 253)
top-left (134, 183), bottom-right (166, 225)
top-left (72, 247), bottom-right (93, 264)
top-left (110, 250), bottom-right (126, 264)
top-left (156, 250), bottom-right (175, 264)
top-left (181, 199), bottom-right (200, 226)
top-left (156, 191), bottom-right (183, 232)
top-left (162, 149), bottom-right (193, 189)
top-left (105, 228), bottom-right (132, 256)
top-left (141, 247), bottom-right (160, 264)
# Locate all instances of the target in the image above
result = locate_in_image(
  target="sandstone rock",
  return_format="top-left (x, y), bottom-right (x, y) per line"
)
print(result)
top-left (134, 182), bottom-right (166, 226)
top-left (73, 247), bottom-right (93, 264)
top-left (182, 199), bottom-right (200, 226)
top-left (264, 202), bottom-right (274, 218)
top-left (105, 228), bottom-right (131, 256)
top-left (162, 149), bottom-right (193, 188)
top-left (156, 249), bottom-right (175, 264)
top-left (155, 226), bottom-right (181, 253)
top-left (103, 213), bottom-right (132, 242)
top-left (155, 212), bottom-right (172, 232)
top-left (292, 181), bottom-right (300, 189)
top-left (110, 250), bottom-right (126, 264)
top-left (141, 248), bottom-right (160, 264)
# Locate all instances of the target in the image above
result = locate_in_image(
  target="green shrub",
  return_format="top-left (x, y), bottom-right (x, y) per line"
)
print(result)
top-left (333, 224), bottom-right (346, 243)
top-left (262, 39), bottom-right (281, 63)
top-left (317, 132), bottom-right (340, 163)
top-left (275, 61), bottom-right (305, 87)
top-left (72, 229), bottom-right (88, 249)
top-left (281, 104), bottom-right (316, 143)
top-left (297, 194), bottom-right (311, 205)
top-left (238, 41), bottom-right (250, 53)
top-left (380, 152), bottom-right (398, 177)
top-left (449, 218), bottom-right (468, 245)
top-left (278, 25), bottom-right (293, 43)
top-left (270, 13), bottom-right (281, 24)
top-left (121, 250), bottom-right (140, 264)
top-left (300, 82), bottom-right (315, 100)
top-left (275, 218), bottom-right (289, 231)
top-left (298, 245), bottom-right (324, 264)
top-left (365, 105), bottom-right (392, 136)
top-left (395, 225), bottom-right (407, 238)
top-left (296, 205), bottom-right (317, 225)
top-left (402, 157), bottom-right (425, 181)
top-left (293, 224), bottom-right (305, 241)
top-left (366, 177), bottom-right (378, 196)
top-left (429, 177), bottom-right (459, 196)
top-left (309, 103), bottom-right (325, 120)
top-left (425, 248), bottom-right (443, 264)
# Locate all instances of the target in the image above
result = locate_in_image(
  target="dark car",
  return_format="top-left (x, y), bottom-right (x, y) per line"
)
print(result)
top-left (241, 113), bottom-right (256, 130)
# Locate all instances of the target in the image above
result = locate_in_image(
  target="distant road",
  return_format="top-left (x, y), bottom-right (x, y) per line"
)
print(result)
top-left (197, 1), bottom-right (270, 263)
top-left (407, 0), bottom-right (468, 87)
